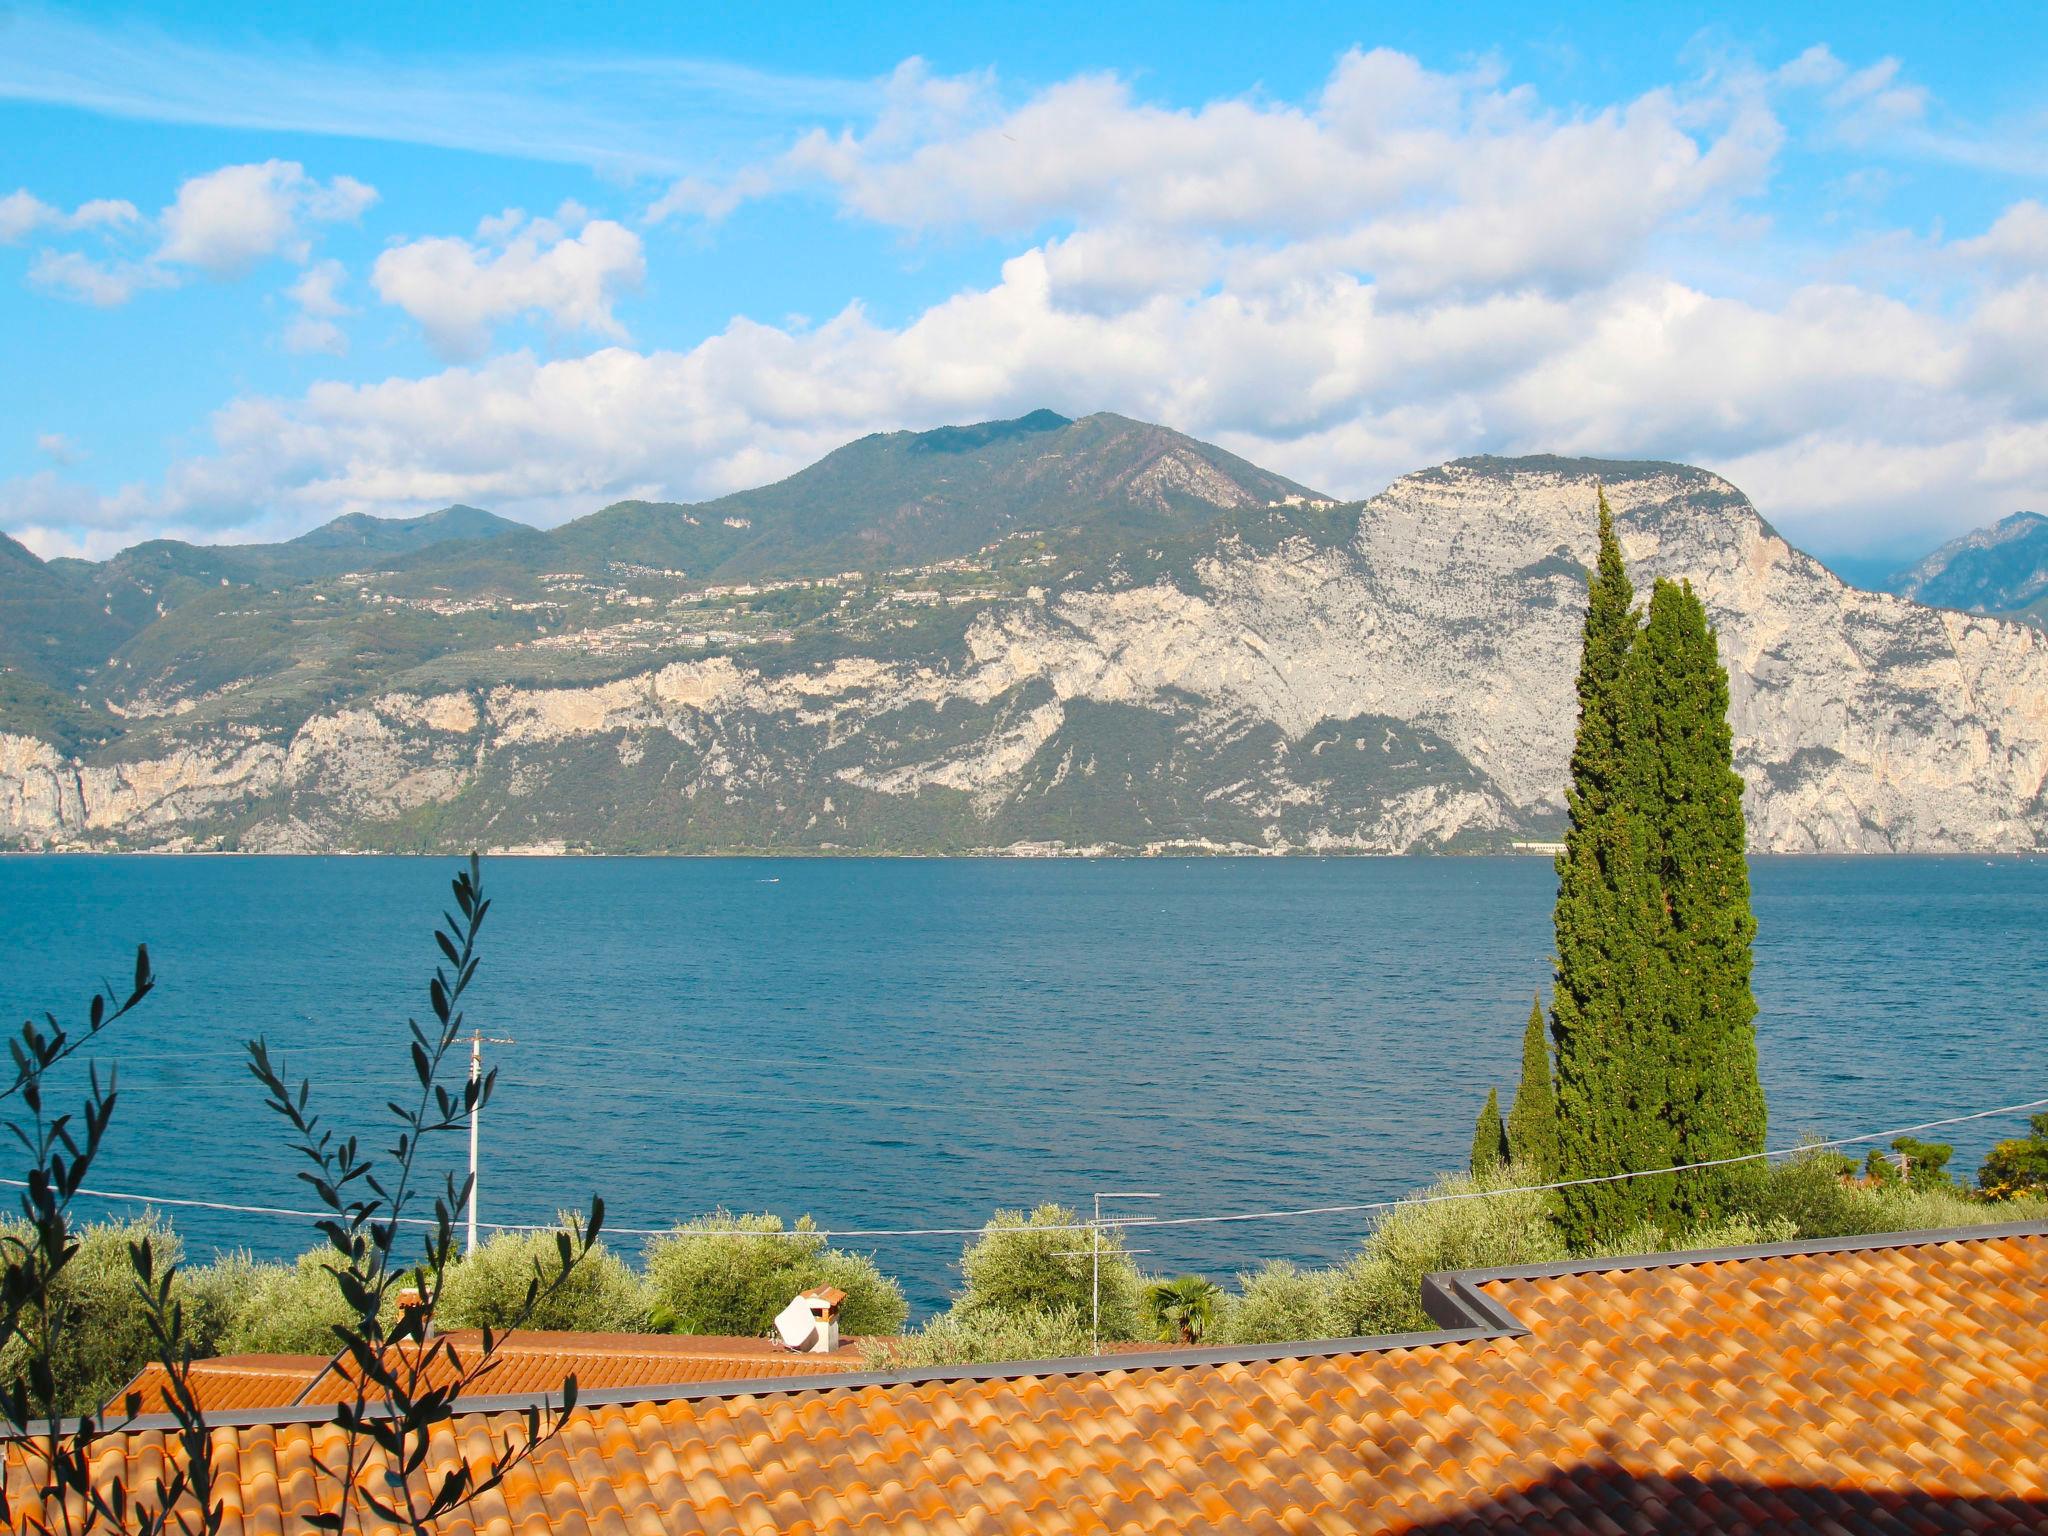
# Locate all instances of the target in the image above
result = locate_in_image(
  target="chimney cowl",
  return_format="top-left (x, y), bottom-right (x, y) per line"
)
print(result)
top-left (396, 1285), bottom-right (432, 1338)
top-left (773, 1288), bottom-right (845, 1354)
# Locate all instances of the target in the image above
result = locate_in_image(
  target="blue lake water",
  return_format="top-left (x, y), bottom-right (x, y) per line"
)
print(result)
top-left (1, 854), bottom-right (2043, 1314)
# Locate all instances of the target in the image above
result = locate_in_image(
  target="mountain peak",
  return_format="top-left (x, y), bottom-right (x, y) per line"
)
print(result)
top-left (1887, 509), bottom-right (2048, 615)
top-left (0, 530), bottom-right (45, 571)
top-left (554, 410), bottom-right (1334, 581)
top-left (1436, 453), bottom-right (1735, 489)
top-left (903, 409), bottom-right (1072, 456)
top-left (288, 504), bottom-right (524, 553)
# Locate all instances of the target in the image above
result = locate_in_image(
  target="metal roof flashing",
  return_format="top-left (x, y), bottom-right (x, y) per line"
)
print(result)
top-left (1421, 1218), bottom-right (2048, 1329)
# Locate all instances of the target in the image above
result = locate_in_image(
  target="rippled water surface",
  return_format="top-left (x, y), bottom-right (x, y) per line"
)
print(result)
top-left (1, 854), bottom-right (2042, 1311)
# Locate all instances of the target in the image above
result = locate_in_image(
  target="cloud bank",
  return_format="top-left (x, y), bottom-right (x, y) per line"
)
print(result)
top-left (7, 158), bottom-right (376, 308)
top-left (6, 44), bottom-right (2046, 561)
top-left (372, 208), bottom-right (646, 361)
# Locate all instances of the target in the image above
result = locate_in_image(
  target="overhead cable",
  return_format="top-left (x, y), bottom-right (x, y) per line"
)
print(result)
top-left (14, 1091), bottom-right (2043, 1241)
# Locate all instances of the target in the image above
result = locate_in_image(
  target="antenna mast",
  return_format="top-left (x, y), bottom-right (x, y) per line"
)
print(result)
top-left (466, 1028), bottom-right (516, 1255)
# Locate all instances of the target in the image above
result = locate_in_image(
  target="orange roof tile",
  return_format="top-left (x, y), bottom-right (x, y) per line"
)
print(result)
top-left (109, 1332), bottom-right (869, 1419)
top-left (296, 1329), bottom-right (868, 1405)
top-left (107, 1355), bottom-right (331, 1417)
top-left (32, 1225), bottom-right (2048, 1534)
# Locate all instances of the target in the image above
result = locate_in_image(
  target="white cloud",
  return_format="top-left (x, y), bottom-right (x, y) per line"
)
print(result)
top-left (156, 160), bottom-right (376, 276)
top-left (283, 258), bottom-right (353, 355)
top-left (14, 228), bottom-right (2046, 554)
top-left (1038, 228), bottom-right (1220, 313)
top-left (0, 189), bottom-right (138, 243)
top-left (10, 45), bottom-right (2048, 560)
top-left (1822, 56), bottom-right (1930, 140)
top-left (1962, 277), bottom-right (2048, 412)
top-left (644, 167), bottom-right (779, 225)
top-left (28, 249), bottom-right (172, 306)
top-left (35, 432), bottom-right (83, 465)
top-left (1776, 46), bottom-right (1927, 137)
top-left (658, 49), bottom-right (1780, 316)
top-left (371, 209), bottom-right (645, 360)
top-left (0, 7), bottom-right (878, 178)
top-left (1777, 45), bottom-right (2047, 178)
top-left (8, 161), bottom-right (375, 311)
top-left (1953, 201), bottom-right (2048, 278)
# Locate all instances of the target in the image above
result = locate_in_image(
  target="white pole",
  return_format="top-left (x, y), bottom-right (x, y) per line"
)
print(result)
top-left (467, 1030), bottom-right (482, 1256)
top-left (1091, 1193), bottom-right (1102, 1353)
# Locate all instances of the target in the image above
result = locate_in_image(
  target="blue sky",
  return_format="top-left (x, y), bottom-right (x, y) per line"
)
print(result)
top-left (2, 2), bottom-right (2044, 567)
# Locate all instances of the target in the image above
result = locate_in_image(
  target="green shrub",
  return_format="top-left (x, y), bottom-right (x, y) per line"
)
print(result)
top-left (180, 1250), bottom-right (263, 1355)
top-left (1863, 1148), bottom-right (1901, 1185)
top-left (1582, 1211), bottom-right (1797, 1259)
top-left (1207, 1261), bottom-right (1340, 1347)
top-left (198, 1247), bottom-right (387, 1356)
top-left (1323, 1254), bottom-right (1417, 1335)
top-left (0, 1214), bottom-right (182, 1417)
top-left (438, 1224), bottom-right (650, 1333)
top-left (1328, 1163), bottom-right (1568, 1335)
top-left (1663, 1211), bottom-right (1797, 1250)
top-left (1848, 1180), bottom-right (2045, 1234)
top-left (1980, 1114), bottom-right (2048, 1198)
top-left (1143, 1274), bottom-right (1223, 1344)
top-left (1731, 1144), bottom-right (2048, 1242)
top-left (1889, 1137), bottom-right (1954, 1189)
top-left (954, 1204), bottom-right (1145, 1342)
top-left (859, 1304), bottom-right (1093, 1369)
top-left (643, 1211), bottom-right (906, 1338)
top-left (1748, 1145), bottom-right (1863, 1238)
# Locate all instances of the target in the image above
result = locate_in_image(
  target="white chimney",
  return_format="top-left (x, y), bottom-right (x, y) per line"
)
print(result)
top-left (773, 1286), bottom-right (847, 1353)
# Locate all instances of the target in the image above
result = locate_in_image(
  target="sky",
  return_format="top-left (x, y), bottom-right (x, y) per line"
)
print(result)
top-left (1, 2), bottom-right (2044, 572)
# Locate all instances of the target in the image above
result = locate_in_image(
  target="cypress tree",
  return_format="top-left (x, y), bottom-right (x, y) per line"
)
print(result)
top-left (1551, 490), bottom-right (1675, 1246)
top-left (1505, 994), bottom-right (1559, 1177)
top-left (1638, 578), bottom-right (1765, 1218)
top-left (1470, 1088), bottom-right (1509, 1176)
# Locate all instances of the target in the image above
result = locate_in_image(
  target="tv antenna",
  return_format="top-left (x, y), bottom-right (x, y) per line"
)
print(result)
top-left (1070, 1191), bottom-right (1161, 1352)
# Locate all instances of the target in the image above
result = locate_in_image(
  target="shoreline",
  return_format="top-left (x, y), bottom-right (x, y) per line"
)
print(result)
top-left (3, 846), bottom-right (2041, 861)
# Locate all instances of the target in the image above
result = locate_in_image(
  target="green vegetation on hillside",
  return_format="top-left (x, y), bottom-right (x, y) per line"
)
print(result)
top-left (0, 411), bottom-right (1363, 783)
top-left (1978, 1114), bottom-right (2048, 1197)
top-left (552, 410), bottom-right (1332, 584)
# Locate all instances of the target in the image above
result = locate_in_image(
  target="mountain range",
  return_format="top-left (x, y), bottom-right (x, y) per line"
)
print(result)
top-left (3, 411), bottom-right (2045, 854)
top-left (1880, 511), bottom-right (2048, 624)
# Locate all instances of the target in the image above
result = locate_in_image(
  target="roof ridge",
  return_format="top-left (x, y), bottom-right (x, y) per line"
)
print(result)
top-left (1423, 1220), bottom-right (2048, 1332)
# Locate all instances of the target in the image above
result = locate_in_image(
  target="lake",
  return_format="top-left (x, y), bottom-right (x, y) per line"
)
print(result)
top-left (1, 854), bottom-right (2042, 1313)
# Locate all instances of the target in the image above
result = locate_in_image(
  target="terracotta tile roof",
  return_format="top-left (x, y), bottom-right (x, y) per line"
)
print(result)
top-left (295, 1330), bottom-right (869, 1404)
top-left (107, 1355), bottom-right (330, 1416)
top-left (35, 1225), bottom-right (2048, 1534)
top-left (107, 1333), bottom-right (867, 1418)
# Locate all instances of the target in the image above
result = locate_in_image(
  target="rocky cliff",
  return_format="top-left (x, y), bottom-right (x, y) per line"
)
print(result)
top-left (3, 439), bottom-right (2044, 854)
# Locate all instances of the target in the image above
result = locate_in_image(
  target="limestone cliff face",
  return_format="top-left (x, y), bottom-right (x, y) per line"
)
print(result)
top-left (5, 458), bottom-right (2044, 853)
top-left (1336, 460), bottom-right (2048, 851)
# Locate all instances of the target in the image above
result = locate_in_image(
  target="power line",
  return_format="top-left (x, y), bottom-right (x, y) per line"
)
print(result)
top-left (12, 1091), bottom-right (2043, 1242)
